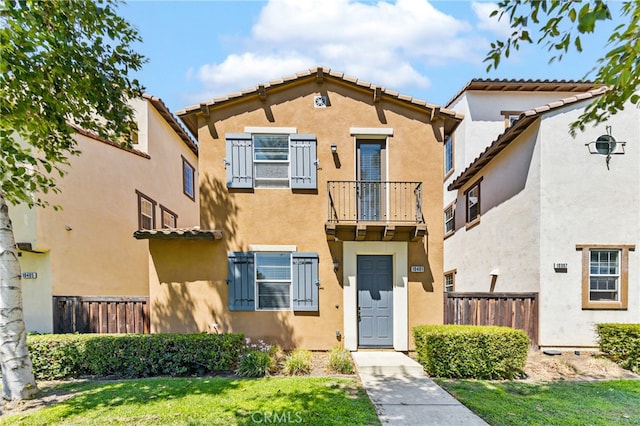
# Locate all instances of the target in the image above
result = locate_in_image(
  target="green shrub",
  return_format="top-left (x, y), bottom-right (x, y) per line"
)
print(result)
top-left (27, 333), bottom-right (245, 380)
top-left (596, 323), bottom-right (640, 374)
top-left (283, 349), bottom-right (313, 375)
top-left (413, 325), bottom-right (530, 379)
top-left (327, 346), bottom-right (354, 374)
top-left (236, 350), bottom-right (273, 377)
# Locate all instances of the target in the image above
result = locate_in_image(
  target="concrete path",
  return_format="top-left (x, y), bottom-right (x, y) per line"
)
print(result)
top-left (352, 352), bottom-right (489, 425)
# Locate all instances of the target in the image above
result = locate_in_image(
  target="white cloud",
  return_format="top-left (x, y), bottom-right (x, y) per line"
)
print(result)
top-left (472, 1), bottom-right (513, 37)
top-left (191, 0), bottom-right (491, 102)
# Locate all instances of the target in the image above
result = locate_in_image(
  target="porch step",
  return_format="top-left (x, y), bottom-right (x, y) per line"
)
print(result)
top-left (351, 351), bottom-right (425, 376)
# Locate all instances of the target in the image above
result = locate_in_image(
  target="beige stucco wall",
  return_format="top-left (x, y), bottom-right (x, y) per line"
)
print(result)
top-left (152, 78), bottom-right (447, 350)
top-left (10, 98), bottom-right (199, 332)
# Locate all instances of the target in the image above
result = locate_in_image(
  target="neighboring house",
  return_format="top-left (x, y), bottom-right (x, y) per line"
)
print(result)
top-left (443, 79), bottom-right (639, 348)
top-left (139, 66), bottom-right (462, 351)
top-left (10, 94), bottom-right (199, 333)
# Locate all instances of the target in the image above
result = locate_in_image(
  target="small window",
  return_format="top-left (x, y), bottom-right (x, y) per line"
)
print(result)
top-left (444, 136), bottom-right (454, 177)
top-left (578, 244), bottom-right (634, 310)
top-left (501, 110), bottom-right (521, 128)
top-left (136, 190), bottom-right (156, 230)
top-left (256, 252), bottom-right (292, 309)
top-left (254, 134), bottom-right (290, 188)
top-left (160, 205), bottom-right (177, 229)
top-left (444, 203), bottom-right (455, 236)
top-left (444, 270), bottom-right (456, 292)
top-left (182, 156), bottom-right (195, 200)
top-left (465, 179), bottom-right (482, 226)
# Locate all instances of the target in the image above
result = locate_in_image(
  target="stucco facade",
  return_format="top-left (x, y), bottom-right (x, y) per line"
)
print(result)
top-left (11, 95), bottom-right (199, 333)
top-left (154, 67), bottom-right (461, 350)
top-left (444, 82), bottom-right (639, 348)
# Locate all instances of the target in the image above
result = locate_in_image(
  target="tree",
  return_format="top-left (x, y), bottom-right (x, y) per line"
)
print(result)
top-left (485, 0), bottom-right (640, 136)
top-left (0, 0), bottom-right (145, 400)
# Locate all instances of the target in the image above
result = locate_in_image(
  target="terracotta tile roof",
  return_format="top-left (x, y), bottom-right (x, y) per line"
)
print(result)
top-left (445, 78), bottom-right (604, 108)
top-left (133, 227), bottom-right (223, 241)
top-left (142, 94), bottom-right (198, 155)
top-left (176, 66), bottom-right (464, 137)
top-left (447, 86), bottom-right (608, 191)
top-left (69, 123), bottom-right (151, 159)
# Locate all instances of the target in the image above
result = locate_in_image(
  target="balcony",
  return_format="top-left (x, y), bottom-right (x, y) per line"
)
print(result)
top-left (326, 181), bottom-right (426, 242)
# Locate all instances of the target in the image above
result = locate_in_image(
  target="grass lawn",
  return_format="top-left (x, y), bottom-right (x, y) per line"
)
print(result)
top-left (438, 378), bottom-right (640, 426)
top-left (1, 377), bottom-right (380, 426)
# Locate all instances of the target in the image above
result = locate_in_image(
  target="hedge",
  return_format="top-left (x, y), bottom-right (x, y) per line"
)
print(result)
top-left (413, 325), bottom-right (530, 379)
top-left (27, 333), bottom-right (245, 380)
top-left (596, 323), bottom-right (640, 374)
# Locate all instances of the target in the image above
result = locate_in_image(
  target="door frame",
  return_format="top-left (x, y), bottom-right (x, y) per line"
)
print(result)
top-left (357, 255), bottom-right (394, 348)
top-left (342, 242), bottom-right (408, 351)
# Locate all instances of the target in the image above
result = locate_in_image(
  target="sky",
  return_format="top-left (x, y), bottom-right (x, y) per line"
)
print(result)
top-left (118, 0), bottom-right (623, 113)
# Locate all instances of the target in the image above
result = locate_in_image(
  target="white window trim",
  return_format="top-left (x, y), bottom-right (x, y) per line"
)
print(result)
top-left (249, 245), bottom-right (297, 252)
top-left (254, 252), bottom-right (293, 311)
top-left (350, 127), bottom-right (394, 137)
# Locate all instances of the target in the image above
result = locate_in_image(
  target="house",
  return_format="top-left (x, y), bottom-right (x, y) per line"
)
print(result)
top-left (139, 66), bottom-right (462, 351)
top-left (10, 94), bottom-right (200, 333)
top-left (443, 79), bottom-right (639, 348)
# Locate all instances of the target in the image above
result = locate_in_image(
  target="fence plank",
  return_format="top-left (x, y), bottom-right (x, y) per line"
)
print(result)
top-left (444, 292), bottom-right (538, 348)
top-left (52, 296), bottom-right (149, 334)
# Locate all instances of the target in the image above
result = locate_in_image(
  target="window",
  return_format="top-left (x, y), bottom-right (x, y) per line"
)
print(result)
top-left (256, 252), bottom-right (291, 309)
top-left (444, 202), bottom-right (455, 236)
top-left (501, 110), bottom-right (521, 128)
top-left (136, 190), bottom-right (156, 230)
top-left (444, 270), bottom-right (456, 292)
top-left (254, 134), bottom-right (290, 188)
top-left (465, 178), bottom-right (482, 226)
top-left (578, 244), bottom-right (635, 310)
top-left (182, 156), bottom-right (195, 200)
top-left (225, 133), bottom-right (317, 189)
top-left (444, 136), bottom-right (454, 177)
top-left (227, 251), bottom-right (319, 311)
top-left (160, 205), bottom-right (177, 228)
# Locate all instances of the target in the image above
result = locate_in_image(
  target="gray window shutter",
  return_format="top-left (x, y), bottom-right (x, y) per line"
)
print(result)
top-left (225, 133), bottom-right (253, 188)
top-left (290, 135), bottom-right (317, 189)
top-left (292, 252), bottom-right (319, 311)
top-left (227, 252), bottom-right (255, 311)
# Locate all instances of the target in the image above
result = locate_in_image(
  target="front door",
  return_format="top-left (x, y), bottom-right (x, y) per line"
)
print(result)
top-left (357, 255), bottom-right (393, 347)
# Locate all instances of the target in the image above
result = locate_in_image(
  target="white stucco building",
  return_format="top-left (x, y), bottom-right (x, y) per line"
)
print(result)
top-left (443, 80), bottom-right (639, 348)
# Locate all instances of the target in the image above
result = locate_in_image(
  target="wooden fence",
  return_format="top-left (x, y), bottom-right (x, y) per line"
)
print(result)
top-left (53, 296), bottom-right (150, 334)
top-left (444, 292), bottom-right (538, 348)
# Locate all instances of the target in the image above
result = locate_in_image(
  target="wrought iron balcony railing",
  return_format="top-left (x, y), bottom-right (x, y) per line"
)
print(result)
top-left (327, 181), bottom-right (424, 223)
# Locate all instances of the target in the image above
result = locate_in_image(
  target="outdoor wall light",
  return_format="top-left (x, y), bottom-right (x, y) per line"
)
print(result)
top-left (331, 144), bottom-right (338, 154)
top-left (333, 258), bottom-right (339, 272)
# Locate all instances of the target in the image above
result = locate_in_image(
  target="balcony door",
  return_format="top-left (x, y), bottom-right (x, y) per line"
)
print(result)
top-left (357, 140), bottom-right (386, 221)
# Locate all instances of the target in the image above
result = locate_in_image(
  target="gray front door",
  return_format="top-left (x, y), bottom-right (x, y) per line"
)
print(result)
top-left (358, 255), bottom-right (393, 347)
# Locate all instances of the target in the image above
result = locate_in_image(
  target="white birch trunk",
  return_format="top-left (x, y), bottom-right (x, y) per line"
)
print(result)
top-left (0, 191), bottom-right (38, 400)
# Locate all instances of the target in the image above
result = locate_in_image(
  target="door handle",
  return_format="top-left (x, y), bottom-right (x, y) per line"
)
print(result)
top-left (357, 306), bottom-right (361, 322)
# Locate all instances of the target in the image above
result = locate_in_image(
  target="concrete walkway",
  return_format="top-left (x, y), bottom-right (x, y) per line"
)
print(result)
top-left (352, 352), bottom-right (488, 425)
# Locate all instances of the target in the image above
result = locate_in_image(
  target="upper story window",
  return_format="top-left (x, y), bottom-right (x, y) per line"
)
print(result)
top-left (465, 178), bottom-right (482, 227)
top-left (444, 203), bottom-right (455, 236)
top-left (501, 110), bottom-right (521, 128)
top-left (160, 205), bottom-right (177, 228)
top-left (254, 135), bottom-right (290, 188)
top-left (225, 132), bottom-right (317, 190)
top-left (578, 244), bottom-right (634, 310)
top-left (136, 190), bottom-right (156, 230)
top-left (444, 270), bottom-right (456, 292)
top-left (182, 156), bottom-right (195, 200)
top-left (444, 136), bottom-right (454, 177)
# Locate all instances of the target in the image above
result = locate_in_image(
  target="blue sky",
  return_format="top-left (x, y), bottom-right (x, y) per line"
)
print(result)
top-left (118, 0), bottom-right (622, 113)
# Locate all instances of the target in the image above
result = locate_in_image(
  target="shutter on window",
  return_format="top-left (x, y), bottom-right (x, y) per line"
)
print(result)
top-left (292, 252), bottom-right (319, 311)
top-left (227, 252), bottom-right (255, 311)
top-left (225, 133), bottom-right (253, 188)
top-left (290, 135), bottom-right (317, 189)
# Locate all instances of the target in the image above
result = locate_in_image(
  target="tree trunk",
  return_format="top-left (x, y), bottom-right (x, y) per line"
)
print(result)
top-left (0, 191), bottom-right (38, 400)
